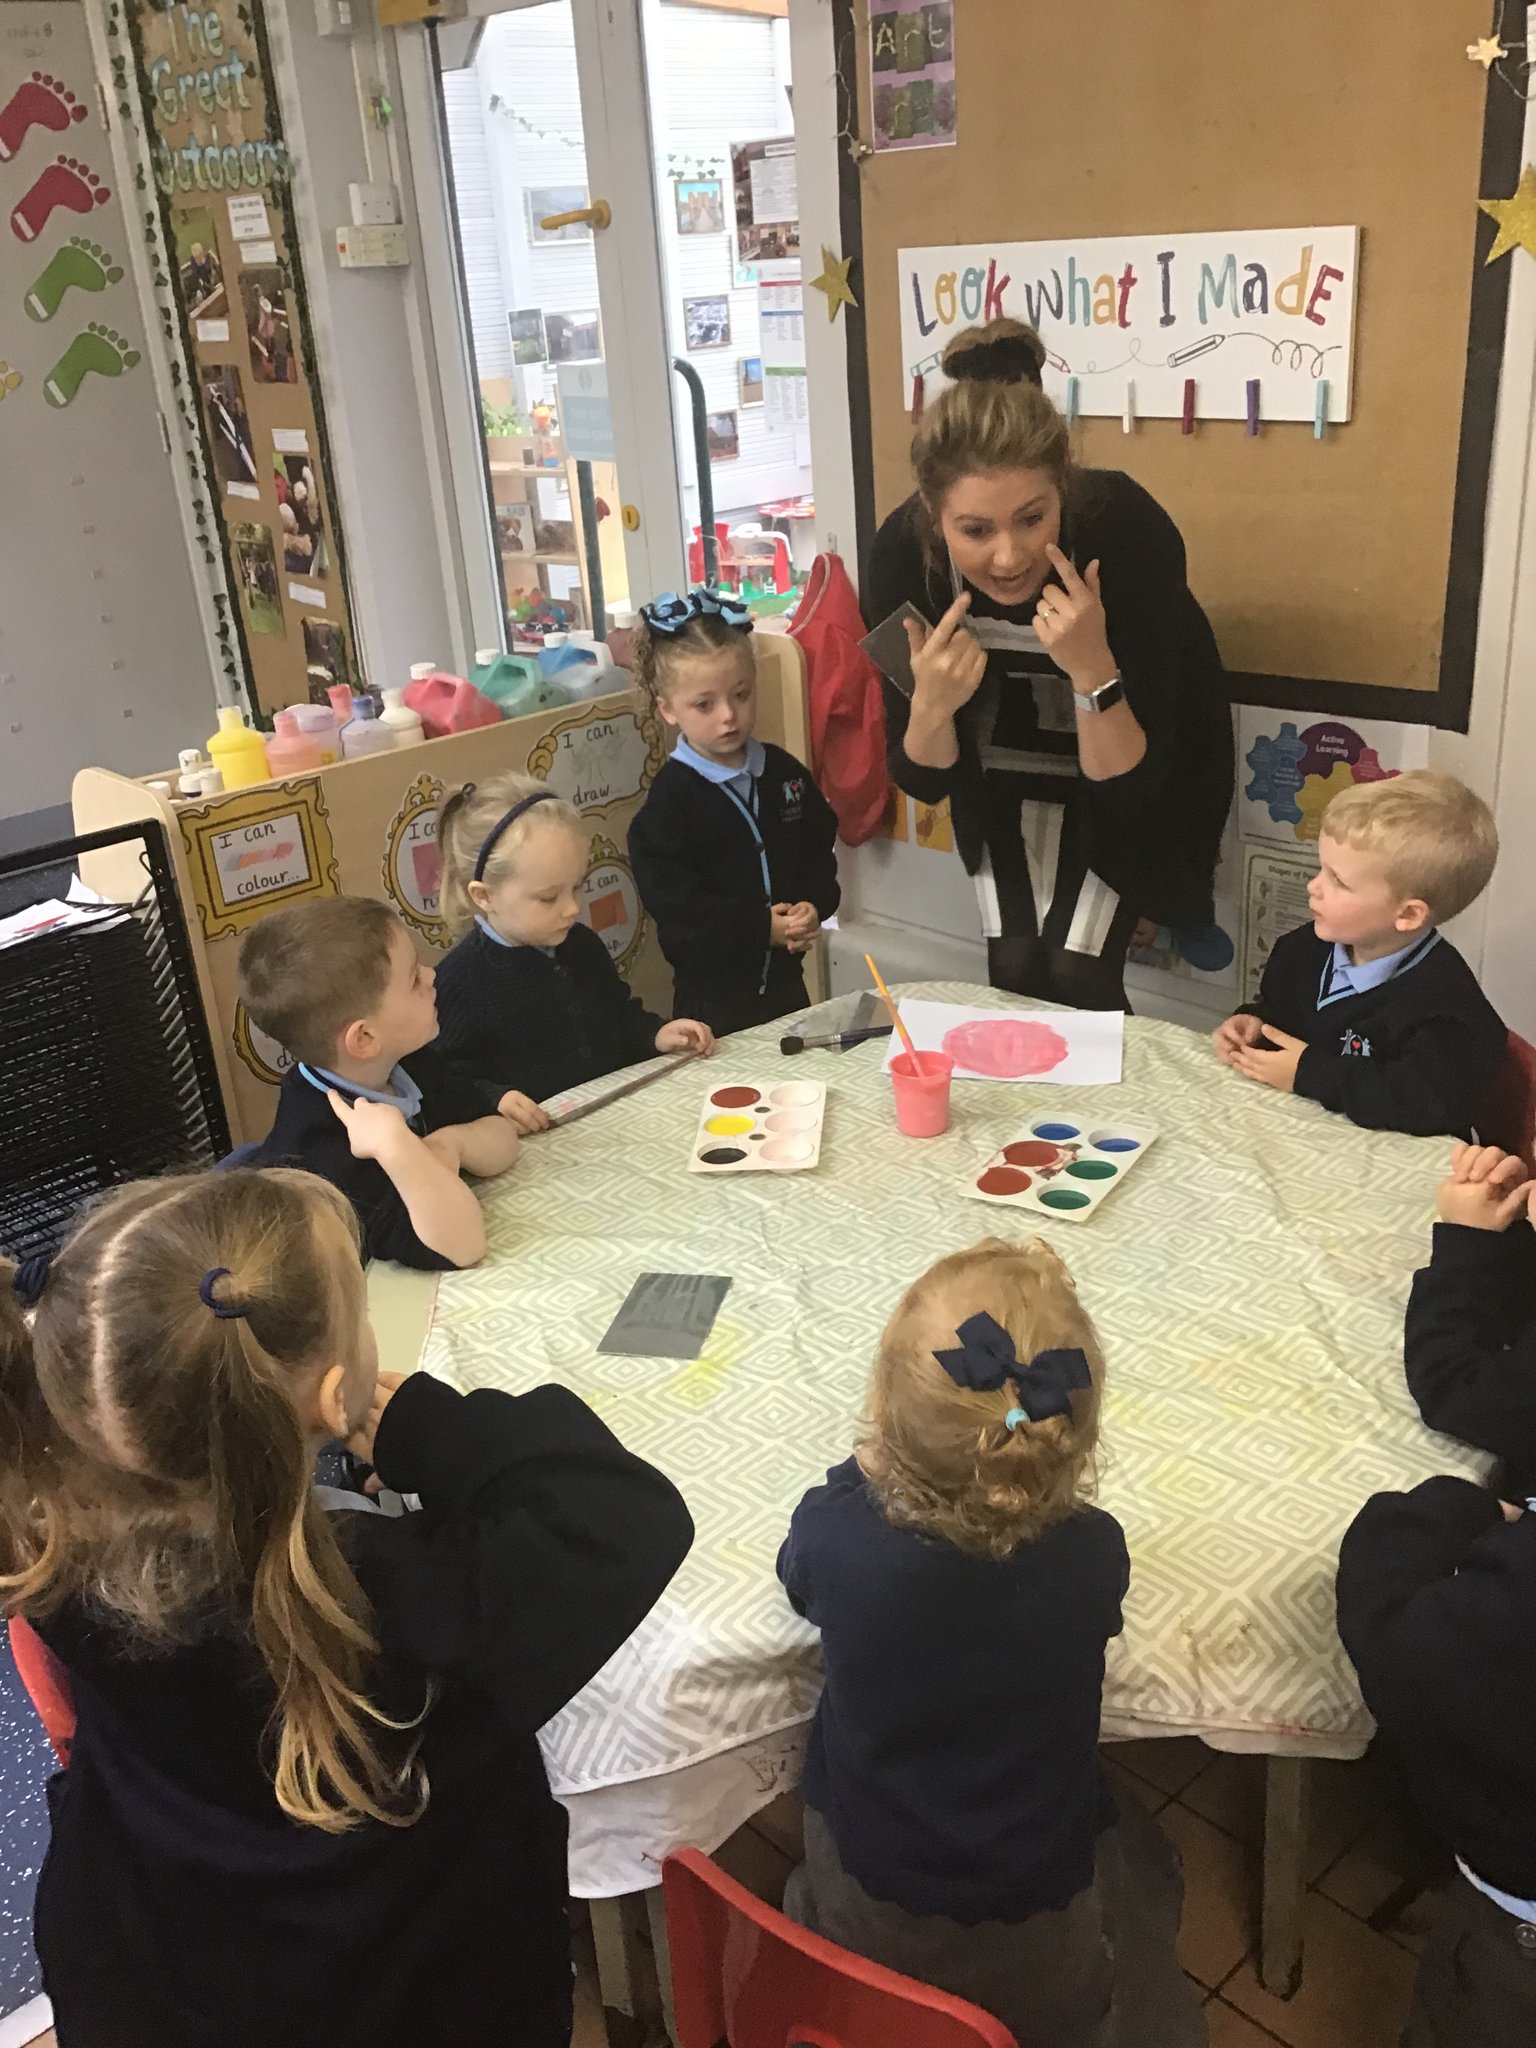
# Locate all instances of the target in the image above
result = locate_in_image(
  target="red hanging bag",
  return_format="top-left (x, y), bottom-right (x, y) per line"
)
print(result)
top-left (789, 552), bottom-right (889, 847)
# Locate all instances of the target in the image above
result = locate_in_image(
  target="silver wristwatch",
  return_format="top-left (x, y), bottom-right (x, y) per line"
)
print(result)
top-left (1074, 673), bottom-right (1125, 715)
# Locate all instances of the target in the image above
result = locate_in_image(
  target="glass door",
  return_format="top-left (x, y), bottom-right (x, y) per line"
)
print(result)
top-left (411, 0), bottom-right (817, 652)
top-left (419, 0), bottom-right (686, 649)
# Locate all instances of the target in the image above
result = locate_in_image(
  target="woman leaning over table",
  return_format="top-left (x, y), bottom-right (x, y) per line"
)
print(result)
top-left (866, 319), bottom-right (1234, 1008)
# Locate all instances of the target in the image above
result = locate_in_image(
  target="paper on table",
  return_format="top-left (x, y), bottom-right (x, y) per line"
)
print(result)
top-left (598, 1273), bottom-right (733, 1360)
top-left (882, 999), bottom-right (1124, 1086)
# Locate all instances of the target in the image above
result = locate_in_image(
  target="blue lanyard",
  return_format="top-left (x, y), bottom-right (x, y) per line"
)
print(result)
top-left (716, 777), bottom-right (773, 995)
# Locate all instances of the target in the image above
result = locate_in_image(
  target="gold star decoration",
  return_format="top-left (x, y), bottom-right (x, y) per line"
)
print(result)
top-left (808, 245), bottom-right (858, 321)
top-left (1480, 163), bottom-right (1536, 263)
top-left (1467, 34), bottom-right (1508, 68)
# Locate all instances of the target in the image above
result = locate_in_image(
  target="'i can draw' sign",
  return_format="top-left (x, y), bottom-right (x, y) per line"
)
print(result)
top-left (900, 226), bottom-right (1359, 424)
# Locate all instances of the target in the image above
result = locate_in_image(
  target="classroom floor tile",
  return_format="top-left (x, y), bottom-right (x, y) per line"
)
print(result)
top-left (1179, 1748), bottom-right (1266, 1845)
top-left (1104, 1733), bottom-right (1212, 1797)
top-left (1221, 1890), bottom-right (1418, 2048)
top-left (1157, 1800), bottom-right (1255, 1989)
top-left (1204, 2000), bottom-right (1291, 2046)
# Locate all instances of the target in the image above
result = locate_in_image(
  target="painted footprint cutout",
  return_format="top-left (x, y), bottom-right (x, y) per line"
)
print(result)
top-left (0, 73), bottom-right (87, 165)
top-left (0, 361), bottom-right (22, 399)
top-left (25, 236), bottom-right (123, 321)
top-left (10, 156), bottom-right (111, 245)
top-left (44, 322), bottom-right (138, 407)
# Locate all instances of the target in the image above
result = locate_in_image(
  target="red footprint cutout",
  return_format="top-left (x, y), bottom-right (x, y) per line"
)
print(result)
top-left (10, 156), bottom-right (111, 244)
top-left (0, 73), bottom-right (87, 165)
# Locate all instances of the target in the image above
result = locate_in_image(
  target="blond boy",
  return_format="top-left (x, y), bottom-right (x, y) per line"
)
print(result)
top-left (240, 897), bottom-right (520, 1269)
top-left (1214, 772), bottom-right (1505, 1138)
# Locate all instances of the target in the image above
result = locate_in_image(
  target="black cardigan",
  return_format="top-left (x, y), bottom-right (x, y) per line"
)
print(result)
top-left (867, 471), bottom-right (1233, 929)
top-left (434, 919), bottom-right (663, 1102)
top-left (1405, 1221), bottom-right (1536, 1495)
top-left (33, 1373), bottom-right (694, 2048)
top-left (628, 743), bottom-right (841, 1035)
top-left (1337, 1477), bottom-right (1536, 1902)
top-left (778, 1456), bottom-right (1128, 1923)
top-left (248, 1049), bottom-right (500, 1270)
top-left (1237, 924), bottom-right (1506, 1139)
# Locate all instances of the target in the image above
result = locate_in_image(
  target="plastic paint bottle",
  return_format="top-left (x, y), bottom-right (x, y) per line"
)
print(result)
top-left (206, 706), bottom-right (270, 791)
top-left (264, 708), bottom-right (325, 776)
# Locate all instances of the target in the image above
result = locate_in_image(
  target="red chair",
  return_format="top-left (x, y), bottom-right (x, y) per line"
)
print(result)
top-left (1481, 1030), bottom-right (1536, 1170)
top-left (662, 1847), bottom-right (1017, 2048)
top-left (9, 1615), bottom-right (75, 1766)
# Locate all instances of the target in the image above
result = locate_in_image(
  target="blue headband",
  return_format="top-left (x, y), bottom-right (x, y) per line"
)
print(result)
top-left (933, 1313), bottom-right (1091, 1429)
top-left (640, 588), bottom-right (753, 638)
top-left (474, 790), bottom-right (559, 883)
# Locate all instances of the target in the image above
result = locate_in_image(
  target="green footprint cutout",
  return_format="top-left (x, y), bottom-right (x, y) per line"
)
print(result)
top-left (25, 236), bottom-right (123, 322)
top-left (44, 322), bottom-right (139, 407)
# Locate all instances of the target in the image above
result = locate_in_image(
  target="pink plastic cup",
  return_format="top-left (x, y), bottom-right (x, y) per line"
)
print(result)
top-left (890, 1050), bottom-right (955, 1137)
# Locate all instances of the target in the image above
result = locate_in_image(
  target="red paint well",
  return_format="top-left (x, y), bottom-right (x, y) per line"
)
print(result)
top-left (709, 1086), bottom-right (761, 1109)
top-left (978, 1166), bottom-right (1032, 1196)
top-left (1002, 1140), bottom-right (1061, 1168)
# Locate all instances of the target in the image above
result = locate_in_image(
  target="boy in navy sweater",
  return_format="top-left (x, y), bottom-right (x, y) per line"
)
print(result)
top-left (239, 896), bottom-right (521, 1269)
top-left (627, 589), bottom-right (841, 1037)
top-left (1401, 1140), bottom-right (1536, 1498)
top-left (1338, 1478), bottom-right (1536, 2046)
top-left (1214, 772), bottom-right (1505, 1138)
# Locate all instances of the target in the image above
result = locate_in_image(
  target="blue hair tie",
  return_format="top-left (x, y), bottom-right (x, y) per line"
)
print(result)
top-left (199, 1267), bottom-right (247, 1320)
top-left (11, 1253), bottom-right (53, 1312)
top-left (473, 790), bottom-right (559, 883)
top-left (639, 588), bottom-right (754, 638)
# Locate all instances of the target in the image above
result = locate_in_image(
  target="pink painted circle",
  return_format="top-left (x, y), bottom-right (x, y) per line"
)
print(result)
top-left (942, 1017), bottom-right (1069, 1079)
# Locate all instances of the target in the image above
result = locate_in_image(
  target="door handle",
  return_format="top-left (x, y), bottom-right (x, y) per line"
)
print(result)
top-left (540, 200), bottom-right (612, 232)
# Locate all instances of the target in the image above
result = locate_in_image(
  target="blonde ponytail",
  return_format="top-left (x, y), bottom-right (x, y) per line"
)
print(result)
top-left (0, 1170), bottom-right (427, 1833)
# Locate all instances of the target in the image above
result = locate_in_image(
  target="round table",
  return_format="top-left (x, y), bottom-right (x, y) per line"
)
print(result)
top-left (374, 981), bottom-right (1480, 2001)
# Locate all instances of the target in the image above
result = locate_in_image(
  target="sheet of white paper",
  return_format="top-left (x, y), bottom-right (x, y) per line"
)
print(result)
top-left (882, 1000), bottom-right (1124, 1086)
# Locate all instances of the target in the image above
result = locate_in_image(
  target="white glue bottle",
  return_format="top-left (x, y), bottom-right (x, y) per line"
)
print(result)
top-left (380, 686), bottom-right (426, 748)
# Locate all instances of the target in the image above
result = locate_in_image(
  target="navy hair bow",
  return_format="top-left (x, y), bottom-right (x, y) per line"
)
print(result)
top-left (933, 1312), bottom-right (1090, 1427)
top-left (640, 588), bottom-right (753, 637)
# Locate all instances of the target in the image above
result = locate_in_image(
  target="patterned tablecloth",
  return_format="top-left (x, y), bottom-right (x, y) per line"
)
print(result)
top-left (417, 983), bottom-right (1481, 1861)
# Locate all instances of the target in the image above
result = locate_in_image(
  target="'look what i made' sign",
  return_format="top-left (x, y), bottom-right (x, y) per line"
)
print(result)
top-left (899, 226), bottom-right (1359, 424)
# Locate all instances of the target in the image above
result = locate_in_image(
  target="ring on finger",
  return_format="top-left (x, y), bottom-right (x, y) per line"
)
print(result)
top-left (1037, 600), bottom-right (1054, 619)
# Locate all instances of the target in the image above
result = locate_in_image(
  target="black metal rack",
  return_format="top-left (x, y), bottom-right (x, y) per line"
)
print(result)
top-left (0, 821), bottom-right (231, 1262)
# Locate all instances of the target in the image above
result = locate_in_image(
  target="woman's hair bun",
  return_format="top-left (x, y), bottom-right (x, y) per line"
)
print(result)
top-left (942, 321), bottom-right (1046, 390)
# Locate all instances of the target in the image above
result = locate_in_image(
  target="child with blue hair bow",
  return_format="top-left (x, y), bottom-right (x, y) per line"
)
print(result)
top-left (777, 1237), bottom-right (1204, 2048)
top-left (627, 588), bottom-right (840, 1036)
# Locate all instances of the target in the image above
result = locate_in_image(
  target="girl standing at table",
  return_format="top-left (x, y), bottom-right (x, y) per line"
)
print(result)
top-left (627, 588), bottom-right (841, 1036)
top-left (868, 319), bottom-right (1233, 1008)
top-left (777, 1237), bottom-right (1204, 2047)
top-left (0, 1168), bottom-right (692, 2047)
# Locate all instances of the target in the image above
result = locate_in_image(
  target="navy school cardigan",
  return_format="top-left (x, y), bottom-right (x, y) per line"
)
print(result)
top-left (434, 919), bottom-right (663, 1102)
top-left (627, 742), bottom-right (841, 1036)
top-left (779, 1456), bottom-right (1129, 1924)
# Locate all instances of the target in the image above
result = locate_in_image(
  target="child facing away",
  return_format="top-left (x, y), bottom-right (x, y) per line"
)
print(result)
top-left (777, 1238), bottom-right (1204, 2048)
top-left (1400, 1140), bottom-right (1536, 1499)
top-left (1213, 772), bottom-right (1505, 1139)
top-left (432, 772), bottom-right (714, 1130)
top-left (240, 895), bottom-right (524, 1269)
top-left (0, 1169), bottom-right (692, 2047)
top-left (626, 588), bottom-right (841, 1037)
top-left (1338, 1475), bottom-right (1536, 2046)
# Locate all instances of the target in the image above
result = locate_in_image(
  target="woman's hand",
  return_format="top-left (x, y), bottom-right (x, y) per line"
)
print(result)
top-left (904, 594), bottom-right (986, 718)
top-left (1034, 544), bottom-right (1116, 693)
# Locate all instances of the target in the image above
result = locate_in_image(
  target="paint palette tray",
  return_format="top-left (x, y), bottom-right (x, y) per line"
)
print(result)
top-left (965, 1111), bottom-right (1157, 1222)
top-left (689, 1080), bottom-right (826, 1173)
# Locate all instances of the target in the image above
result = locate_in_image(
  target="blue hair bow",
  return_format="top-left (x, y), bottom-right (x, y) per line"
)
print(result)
top-left (933, 1313), bottom-right (1090, 1427)
top-left (640, 588), bottom-right (753, 637)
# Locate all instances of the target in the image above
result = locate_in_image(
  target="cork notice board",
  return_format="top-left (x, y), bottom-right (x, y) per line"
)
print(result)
top-left (850, 0), bottom-right (1519, 725)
